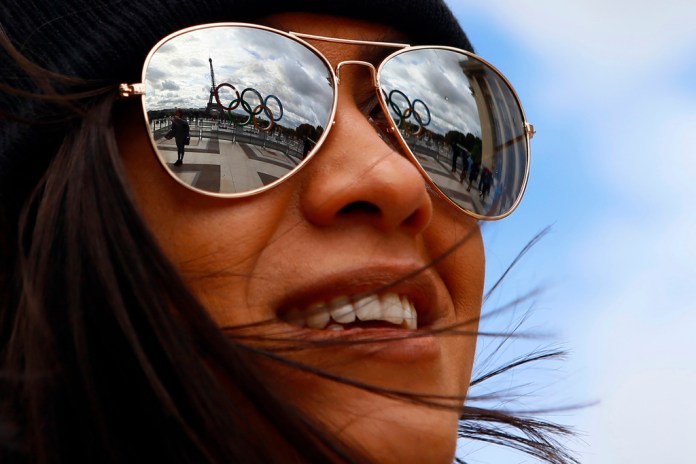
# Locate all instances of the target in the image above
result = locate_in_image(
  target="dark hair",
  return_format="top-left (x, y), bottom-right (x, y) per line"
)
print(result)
top-left (0, 5), bottom-right (578, 464)
top-left (0, 83), bottom-right (358, 464)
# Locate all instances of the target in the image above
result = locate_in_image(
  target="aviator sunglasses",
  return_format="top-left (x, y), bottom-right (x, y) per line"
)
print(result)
top-left (120, 23), bottom-right (534, 220)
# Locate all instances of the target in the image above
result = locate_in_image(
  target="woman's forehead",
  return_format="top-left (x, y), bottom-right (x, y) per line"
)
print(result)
top-left (260, 13), bottom-right (406, 41)
top-left (259, 13), bottom-right (408, 66)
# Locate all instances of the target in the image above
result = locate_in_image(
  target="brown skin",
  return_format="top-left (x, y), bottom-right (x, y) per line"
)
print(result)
top-left (117, 14), bottom-right (483, 463)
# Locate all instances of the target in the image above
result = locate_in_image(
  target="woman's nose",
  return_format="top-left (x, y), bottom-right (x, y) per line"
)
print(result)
top-left (299, 91), bottom-right (433, 235)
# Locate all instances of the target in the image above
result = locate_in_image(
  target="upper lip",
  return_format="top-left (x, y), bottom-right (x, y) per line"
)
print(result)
top-left (275, 262), bottom-right (447, 328)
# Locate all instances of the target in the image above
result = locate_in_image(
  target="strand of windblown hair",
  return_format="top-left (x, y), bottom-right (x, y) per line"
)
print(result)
top-left (483, 225), bottom-right (552, 304)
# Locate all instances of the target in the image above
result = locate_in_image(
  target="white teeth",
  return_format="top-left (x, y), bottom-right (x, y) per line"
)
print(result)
top-left (355, 295), bottom-right (381, 321)
top-left (306, 302), bottom-right (331, 329)
top-left (380, 294), bottom-right (404, 325)
top-left (284, 293), bottom-right (418, 330)
top-left (330, 296), bottom-right (355, 324)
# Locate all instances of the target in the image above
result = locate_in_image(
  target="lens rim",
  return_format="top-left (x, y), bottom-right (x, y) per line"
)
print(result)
top-left (138, 22), bottom-right (339, 198)
top-left (375, 45), bottom-right (532, 220)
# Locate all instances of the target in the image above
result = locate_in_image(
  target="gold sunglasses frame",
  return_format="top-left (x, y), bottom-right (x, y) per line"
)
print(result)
top-left (119, 22), bottom-right (534, 220)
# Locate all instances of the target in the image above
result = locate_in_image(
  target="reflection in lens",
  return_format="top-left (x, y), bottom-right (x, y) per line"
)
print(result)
top-left (379, 48), bottom-right (528, 218)
top-left (143, 25), bottom-right (334, 195)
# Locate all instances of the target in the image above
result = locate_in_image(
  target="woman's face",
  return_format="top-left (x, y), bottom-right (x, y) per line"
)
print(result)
top-left (118, 13), bottom-right (484, 463)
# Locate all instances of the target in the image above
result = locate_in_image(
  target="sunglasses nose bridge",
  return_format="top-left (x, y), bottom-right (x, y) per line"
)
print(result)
top-left (334, 61), bottom-right (378, 88)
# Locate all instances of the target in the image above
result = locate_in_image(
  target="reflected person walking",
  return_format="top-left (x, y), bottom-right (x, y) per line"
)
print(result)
top-left (169, 109), bottom-right (190, 166)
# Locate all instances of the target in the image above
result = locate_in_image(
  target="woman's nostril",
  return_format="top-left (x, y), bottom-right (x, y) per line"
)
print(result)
top-left (339, 201), bottom-right (381, 216)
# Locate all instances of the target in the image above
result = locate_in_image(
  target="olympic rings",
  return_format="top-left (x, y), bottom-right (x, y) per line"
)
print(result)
top-left (213, 83), bottom-right (284, 131)
top-left (386, 89), bottom-right (431, 136)
top-left (264, 95), bottom-right (283, 121)
top-left (240, 88), bottom-right (265, 116)
top-left (214, 83), bottom-right (240, 111)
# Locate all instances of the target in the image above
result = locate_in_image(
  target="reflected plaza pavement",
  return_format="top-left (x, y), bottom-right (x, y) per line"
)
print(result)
top-left (155, 121), bottom-right (303, 193)
top-left (154, 118), bottom-right (491, 214)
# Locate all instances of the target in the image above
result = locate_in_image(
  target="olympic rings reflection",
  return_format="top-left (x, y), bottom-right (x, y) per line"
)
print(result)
top-left (386, 89), bottom-right (430, 136)
top-left (214, 83), bottom-right (284, 132)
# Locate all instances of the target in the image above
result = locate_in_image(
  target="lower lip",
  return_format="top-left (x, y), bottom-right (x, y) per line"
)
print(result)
top-left (286, 326), bottom-right (442, 363)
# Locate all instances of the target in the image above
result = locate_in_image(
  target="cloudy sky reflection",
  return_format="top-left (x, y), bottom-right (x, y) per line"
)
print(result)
top-left (380, 48), bottom-right (482, 138)
top-left (145, 26), bottom-right (334, 130)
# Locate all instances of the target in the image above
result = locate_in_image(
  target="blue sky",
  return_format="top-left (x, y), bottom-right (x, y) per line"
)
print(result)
top-left (447, 1), bottom-right (696, 462)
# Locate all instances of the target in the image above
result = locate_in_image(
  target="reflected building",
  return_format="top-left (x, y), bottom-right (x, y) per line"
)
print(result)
top-left (460, 59), bottom-right (527, 216)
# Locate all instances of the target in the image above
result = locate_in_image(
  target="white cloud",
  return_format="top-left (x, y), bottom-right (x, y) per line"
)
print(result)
top-left (598, 96), bottom-right (696, 204)
top-left (576, 300), bottom-right (696, 463)
top-left (451, 0), bottom-right (696, 65)
top-left (450, 2), bottom-right (696, 462)
top-left (451, 0), bottom-right (696, 118)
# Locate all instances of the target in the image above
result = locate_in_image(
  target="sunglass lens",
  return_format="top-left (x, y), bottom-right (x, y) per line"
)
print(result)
top-left (379, 48), bottom-right (529, 219)
top-left (142, 25), bottom-right (334, 195)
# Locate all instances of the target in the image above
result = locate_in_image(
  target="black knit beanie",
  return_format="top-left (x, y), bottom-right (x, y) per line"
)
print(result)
top-left (0, 0), bottom-right (471, 203)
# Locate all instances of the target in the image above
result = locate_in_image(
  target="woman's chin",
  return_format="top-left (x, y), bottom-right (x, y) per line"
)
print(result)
top-left (321, 395), bottom-right (459, 464)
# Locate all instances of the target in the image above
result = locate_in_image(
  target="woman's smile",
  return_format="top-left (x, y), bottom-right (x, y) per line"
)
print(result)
top-left (275, 263), bottom-right (447, 330)
top-left (269, 263), bottom-right (454, 362)
top-left (282, 293), bottom-right (420, 331)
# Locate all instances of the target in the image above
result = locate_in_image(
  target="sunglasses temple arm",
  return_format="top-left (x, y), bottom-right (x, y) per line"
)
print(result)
top-left (525, 122), bottom-right (536, 139)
